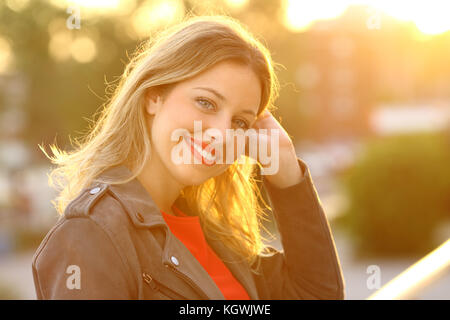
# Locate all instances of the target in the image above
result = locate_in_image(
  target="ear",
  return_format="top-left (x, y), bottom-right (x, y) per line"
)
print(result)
top-left (144, 89), bottom-right (162, 116)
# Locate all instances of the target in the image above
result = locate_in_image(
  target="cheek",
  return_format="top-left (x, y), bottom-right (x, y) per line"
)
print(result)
top-left (153, 113), bottom-right (191, 163)
top-left (149, 112), bottom-right (175, 158)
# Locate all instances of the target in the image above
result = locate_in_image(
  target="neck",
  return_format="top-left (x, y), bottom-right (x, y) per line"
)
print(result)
top-left (137, 154), bottom-right (183, 217)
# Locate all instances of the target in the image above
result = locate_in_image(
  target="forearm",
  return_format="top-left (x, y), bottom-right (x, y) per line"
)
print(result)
top-left (262, 158), bottom-right (345, 299)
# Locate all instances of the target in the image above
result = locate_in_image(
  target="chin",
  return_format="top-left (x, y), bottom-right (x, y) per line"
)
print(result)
top-left (173, 164), bottom-right (227, 187)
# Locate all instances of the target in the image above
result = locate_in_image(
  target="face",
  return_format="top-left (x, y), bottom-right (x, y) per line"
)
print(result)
top-left (144, 60), bottom-right (262, 187)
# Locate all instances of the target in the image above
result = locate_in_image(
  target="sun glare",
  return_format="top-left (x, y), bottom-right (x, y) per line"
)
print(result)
top-left (48, 0), bottom-right (137, 16)
top-left (283, 0), bottom-right (450, 35)
top-left (282, 0), bottom-right (349, 32)
top-left (66, 0), bottom-right (121, 10)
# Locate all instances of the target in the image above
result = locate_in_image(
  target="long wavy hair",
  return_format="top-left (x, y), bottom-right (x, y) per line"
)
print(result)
top-left (40, 14), bottom-right (282, 271)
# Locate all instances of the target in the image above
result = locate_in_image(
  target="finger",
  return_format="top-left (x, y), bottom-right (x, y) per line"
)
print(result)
top-left (260, 110), bottom-right (271, 118)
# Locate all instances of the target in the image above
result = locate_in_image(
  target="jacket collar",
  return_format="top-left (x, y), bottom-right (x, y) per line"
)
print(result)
top-left (98, 165), bottom-right (167, 229)
top-left (96, 165), bottom-right (259, 300)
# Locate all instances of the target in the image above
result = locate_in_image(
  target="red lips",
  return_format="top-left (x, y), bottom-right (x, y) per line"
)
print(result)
top-left (190, 137), bottom-right (215, 156)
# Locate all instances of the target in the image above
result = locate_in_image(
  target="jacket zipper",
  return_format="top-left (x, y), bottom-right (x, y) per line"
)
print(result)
top-left (164, 263), bottom-right (210, 300)
top-left (142, 272), bottom-right (188, 300)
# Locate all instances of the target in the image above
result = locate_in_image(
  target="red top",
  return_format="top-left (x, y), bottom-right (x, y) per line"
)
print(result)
top-left (160, 205), bottom-right (250, 300)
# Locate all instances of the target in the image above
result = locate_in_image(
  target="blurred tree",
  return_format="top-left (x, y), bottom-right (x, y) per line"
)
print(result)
top-left (336, 131), bottom-right (450, 258)
top-left (0, 0), bottom-right (140, 158)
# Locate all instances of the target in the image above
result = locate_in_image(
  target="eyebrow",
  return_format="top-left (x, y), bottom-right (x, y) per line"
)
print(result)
top-left (193, 86), bottom-right (257, 118)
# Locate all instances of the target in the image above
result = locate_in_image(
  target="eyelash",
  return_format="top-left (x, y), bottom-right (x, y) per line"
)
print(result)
top-left (195, 97), bottom-right (250, 129)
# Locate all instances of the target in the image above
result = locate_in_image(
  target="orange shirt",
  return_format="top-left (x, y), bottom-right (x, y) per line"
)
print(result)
top-left (161, 206), bottom-right (250, 300)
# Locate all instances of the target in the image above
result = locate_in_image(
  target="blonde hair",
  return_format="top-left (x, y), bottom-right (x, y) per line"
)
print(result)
top-left (40, 14), bottom-right (281, 271)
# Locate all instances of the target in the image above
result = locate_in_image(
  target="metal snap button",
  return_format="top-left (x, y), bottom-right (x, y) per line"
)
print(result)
top-left (89, 187), bottom-right (101, 195)
top-left (135, 212), bottom-right (145, 223)
top-left (142, 272), bottom-right (152, 284)
top-left (170, 256), bottom-right (179, 266)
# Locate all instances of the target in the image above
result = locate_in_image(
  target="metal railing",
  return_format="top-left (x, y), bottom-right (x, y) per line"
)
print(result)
top-left (367, 238), bottom-right (450, 299)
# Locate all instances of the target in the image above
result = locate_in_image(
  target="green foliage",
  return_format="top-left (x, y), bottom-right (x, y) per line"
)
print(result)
top-left (336, 131), bottom-right (450, 258)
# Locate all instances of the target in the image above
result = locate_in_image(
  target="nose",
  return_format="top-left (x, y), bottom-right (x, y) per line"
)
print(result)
top-left (202, 114), bottom-right (245, 163)
top-left (202, 114), bottom-right (232, 147)
top-left (204, 115), bottom-right (232, 141)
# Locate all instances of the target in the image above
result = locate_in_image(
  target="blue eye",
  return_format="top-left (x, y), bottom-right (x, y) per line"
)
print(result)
top-left (234, 119), bottom-right (250, 130)
top-left (196, 98), bottom-right (216, 111)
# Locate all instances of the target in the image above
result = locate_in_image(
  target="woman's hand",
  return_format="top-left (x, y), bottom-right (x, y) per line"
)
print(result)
top-left (248, 110), bottom-right (304, 188)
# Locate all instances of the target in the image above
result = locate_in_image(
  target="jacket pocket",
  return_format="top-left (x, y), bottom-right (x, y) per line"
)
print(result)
top-left (142, 272), bottom-right (188, 300)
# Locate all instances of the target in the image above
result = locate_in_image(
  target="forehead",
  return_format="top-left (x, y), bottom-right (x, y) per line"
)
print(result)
top-left (179, 61), bottom-right (262, 113)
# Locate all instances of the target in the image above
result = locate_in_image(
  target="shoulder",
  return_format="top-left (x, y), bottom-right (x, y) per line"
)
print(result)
top-left (32, 183), bottom-right (135, 271)
top-left (62, 183), bottom-right (132, 234)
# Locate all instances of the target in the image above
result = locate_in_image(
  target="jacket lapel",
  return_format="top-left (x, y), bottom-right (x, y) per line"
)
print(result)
top-left (204, 234), bottom-right (260, 300)
top-left (98, 165), bottom-right (226, 300)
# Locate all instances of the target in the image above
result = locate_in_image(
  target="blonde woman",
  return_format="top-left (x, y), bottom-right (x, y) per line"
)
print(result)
top-left (32, 15), bottom-right (345, 300)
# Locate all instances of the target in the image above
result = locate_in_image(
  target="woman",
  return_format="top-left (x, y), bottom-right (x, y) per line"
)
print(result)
top-left (32, 15), bottom-right (345, 300)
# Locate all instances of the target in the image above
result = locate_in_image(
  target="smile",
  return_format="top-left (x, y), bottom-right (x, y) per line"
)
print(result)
top-left (184, 136), bottom-right (216, 166)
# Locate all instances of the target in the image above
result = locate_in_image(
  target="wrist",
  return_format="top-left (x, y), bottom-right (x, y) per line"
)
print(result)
top-left (263, 149), bottom-right (303, 188)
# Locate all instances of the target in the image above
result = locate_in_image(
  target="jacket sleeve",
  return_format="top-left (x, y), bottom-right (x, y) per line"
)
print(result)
top-left (32, 216), bottom-right (135, 299)
top-left (252, 158), bottom-right (345, 299)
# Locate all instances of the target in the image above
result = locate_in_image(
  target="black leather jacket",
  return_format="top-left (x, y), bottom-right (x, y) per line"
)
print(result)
top-left (32, 158), bottom-right (345, 299)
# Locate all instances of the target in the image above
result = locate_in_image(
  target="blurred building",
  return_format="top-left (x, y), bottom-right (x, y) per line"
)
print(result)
top-left (370, 102), bottom-right (450, 135)
top-left (294, 7), bottom-right (377, 143)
